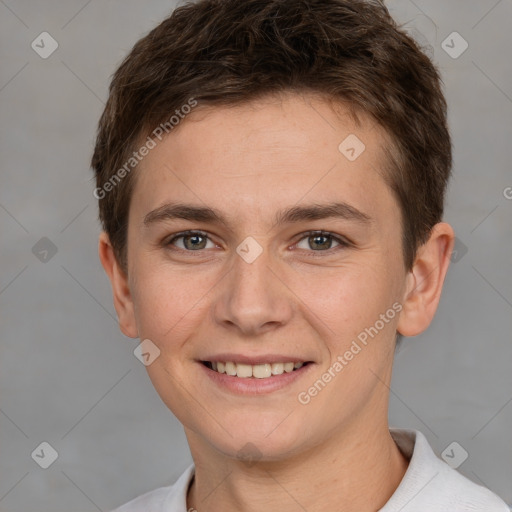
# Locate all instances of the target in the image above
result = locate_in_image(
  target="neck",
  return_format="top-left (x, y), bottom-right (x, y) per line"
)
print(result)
top-left (186, 415), bottom-right (409, 512)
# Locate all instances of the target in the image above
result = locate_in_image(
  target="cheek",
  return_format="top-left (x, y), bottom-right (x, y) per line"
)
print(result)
top-left (288, 262), bottom-right (395, 341)
top-left (130, 262), bottom-right (214, 344)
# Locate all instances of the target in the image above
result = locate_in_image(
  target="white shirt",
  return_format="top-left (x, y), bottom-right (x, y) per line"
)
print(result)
top-left (111, 429), bottom-right (509, 511)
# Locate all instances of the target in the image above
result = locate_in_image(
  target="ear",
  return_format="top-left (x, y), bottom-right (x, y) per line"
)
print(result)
top-left (98, 232), bottom-right (138, 338)
top-left (397, 222), bottom-right (455, 337)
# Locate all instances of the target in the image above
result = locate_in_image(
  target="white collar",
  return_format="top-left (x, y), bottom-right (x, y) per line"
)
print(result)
top-left (114, 428), bottom-right (508, 511)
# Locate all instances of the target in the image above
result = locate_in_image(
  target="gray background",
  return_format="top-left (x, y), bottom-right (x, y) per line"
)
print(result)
top-left (1, 0), bottom-right (511, 510)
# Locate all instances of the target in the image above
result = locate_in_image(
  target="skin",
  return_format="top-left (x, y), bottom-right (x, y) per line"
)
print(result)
top-left (99, 92), bottom-right (454, 512)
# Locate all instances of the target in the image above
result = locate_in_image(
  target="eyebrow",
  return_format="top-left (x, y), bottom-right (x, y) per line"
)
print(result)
top-left (143, 201), bottom-right (372, 229)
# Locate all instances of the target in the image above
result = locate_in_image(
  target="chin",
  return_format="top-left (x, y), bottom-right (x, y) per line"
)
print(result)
top-left (195, 413), bottom-right (319, 463)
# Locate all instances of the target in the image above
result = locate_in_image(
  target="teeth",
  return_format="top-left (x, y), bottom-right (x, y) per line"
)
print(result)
top-left (284, 362), bottom-right (294, 373)
top-left (253, 364), bottom-right (272, 379)
top-left (271, 363), bottom-right (284, 375)
top-left (236, 363), bottom-right (252, 378)
top-left (225, 361), bottom-right (237, 376)
top-left (208, 361), bottom-right (305, 377)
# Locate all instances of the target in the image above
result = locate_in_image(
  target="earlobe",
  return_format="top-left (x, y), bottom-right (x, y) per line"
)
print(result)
top-left (396, 222), bottom-right (455, 337)
top-left (98, 232), bottom-right (139, 338)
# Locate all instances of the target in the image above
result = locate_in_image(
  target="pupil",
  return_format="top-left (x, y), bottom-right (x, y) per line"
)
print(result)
top-left (310, 234), bottom-right (330, 250)
top-left (185, 234), bottom-right (206, 250)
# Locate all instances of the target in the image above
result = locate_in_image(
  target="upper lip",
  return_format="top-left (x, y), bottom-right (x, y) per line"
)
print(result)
top-left (199, 354), bottom-right (311, 365)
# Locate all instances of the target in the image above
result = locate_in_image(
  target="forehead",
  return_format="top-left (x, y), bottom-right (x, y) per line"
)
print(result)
top-left (131, 92), bottom-right (398, 227)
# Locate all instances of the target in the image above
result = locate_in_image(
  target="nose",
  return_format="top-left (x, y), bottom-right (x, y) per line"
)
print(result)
top-left (213, 243), bottom-right (294, 336)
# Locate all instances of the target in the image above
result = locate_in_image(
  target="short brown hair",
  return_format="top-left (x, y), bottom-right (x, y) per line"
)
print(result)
top-left (91, 0), bottom-right (451, 273)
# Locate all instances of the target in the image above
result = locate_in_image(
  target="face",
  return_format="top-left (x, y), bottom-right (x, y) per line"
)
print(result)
top-left (113, 93), bottom-right (414, 460)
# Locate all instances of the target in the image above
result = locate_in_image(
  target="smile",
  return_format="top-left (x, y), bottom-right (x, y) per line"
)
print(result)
top-left (202, 361), bottom-right (307, 378)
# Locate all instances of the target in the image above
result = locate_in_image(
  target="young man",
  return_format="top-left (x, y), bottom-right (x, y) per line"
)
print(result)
top-left (92, 0), bottom-right (509, 510)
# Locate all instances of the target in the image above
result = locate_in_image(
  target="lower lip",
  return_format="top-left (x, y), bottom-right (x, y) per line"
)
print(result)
top-left (199, 362), bottom-right (313, 395)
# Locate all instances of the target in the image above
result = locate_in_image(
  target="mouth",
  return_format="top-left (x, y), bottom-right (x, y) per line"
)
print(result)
top-left (201, 360), bottom-right (311, 378)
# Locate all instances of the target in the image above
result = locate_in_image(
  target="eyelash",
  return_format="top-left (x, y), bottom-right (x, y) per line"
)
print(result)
top-left (165, 230), bottom-right (351, 256)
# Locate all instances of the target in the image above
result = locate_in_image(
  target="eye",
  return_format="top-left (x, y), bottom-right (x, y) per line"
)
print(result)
top-left (167, 230), bottom-right (216, 251)
top-left (295, 231), bottom-right (349, 252)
